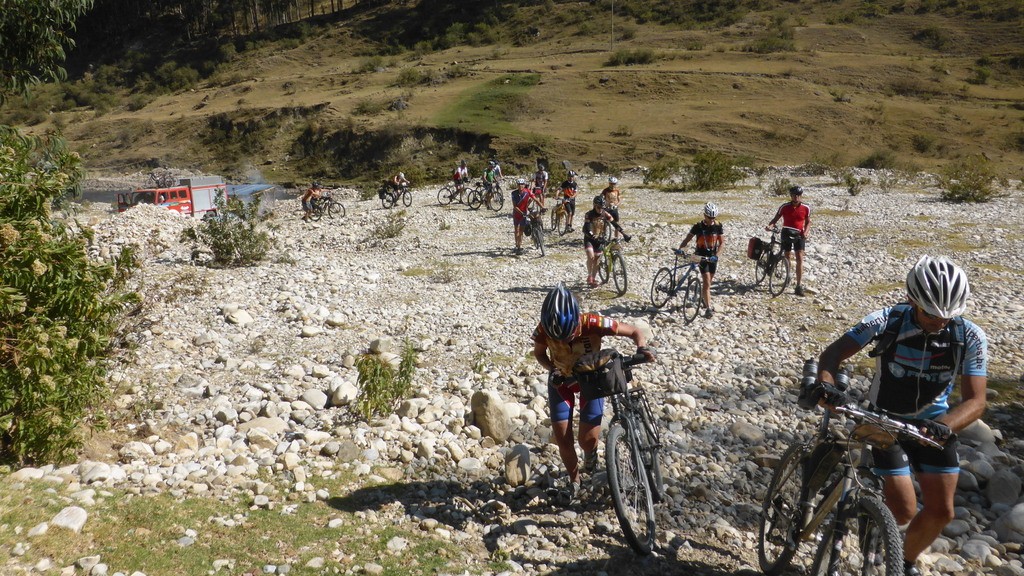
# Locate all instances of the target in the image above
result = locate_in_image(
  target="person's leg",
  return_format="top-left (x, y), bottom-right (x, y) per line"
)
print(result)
top-left (701, 271), bottom-right (712, 308)
top-left (904, 473), bottom-right (957, 562)
top-left (585, 245), bottom-right (598, 284)
top-left (551, 419), bottom-right (580, 481)
top-left (795, 249), bottom-right (804, 287)
top-left (514, 224), bottom-right (523, 250)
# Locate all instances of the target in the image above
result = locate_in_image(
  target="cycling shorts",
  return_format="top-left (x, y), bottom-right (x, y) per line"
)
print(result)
top-left (564, 198), bottom-right (576, 215)
top-left (513, 212), bottom-right (528, 227)
top-left (871, 434), bottom-right (960, 476)
top-left (606, 207), bottom-right (620, 222)
top-left (699, 259), bottom-right (718, 275)
top-left (302, 199), bottom-right (312, 211)
top-left (584, 238), bottom-right (605, 253)
top-left (547, 373), bottom-right (604, 425)
top-left (781, 228), bottom-right (805, 252)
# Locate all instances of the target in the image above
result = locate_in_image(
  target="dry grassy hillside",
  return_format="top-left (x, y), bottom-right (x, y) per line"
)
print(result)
top-left (5, 0), bottom-right (1024, 184)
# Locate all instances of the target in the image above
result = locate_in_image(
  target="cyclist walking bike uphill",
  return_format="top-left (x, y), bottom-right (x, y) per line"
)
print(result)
top-left (483, 160), bottom-right (501, 193)
top-left (811, 255), bottom-right (987, 576)
top-left (602, 176), bottom-right (623, 236)
top-left (583, 196), bottom-right (630, 287)
top-left (678, 202), bottom-right (725, 318)
top-left (766, 185), bottom-right (811, 295)
top-left (533, 283), bottom-right (656, 501)
top-left (533, 160), bottom-right (549, 197)
top-left (301, 181), bottom-right (322, 222)
top-left (560, 171), bottom-right (579, 232)
top-left (389, 172), bottom-right (409, 193)
top-left (512, 178), bottom-right (543, 255)
top-left (453, 159), bottom-right (470, 196)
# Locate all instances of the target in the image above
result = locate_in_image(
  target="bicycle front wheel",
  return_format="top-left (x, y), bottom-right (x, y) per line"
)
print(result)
top-left (310, 202), bottom-right (324, 222)
top-left (401, 190), bottom-right (412, 207)
top-left (682, 276), bottom-right (701, 324)
top-left (596, 253), bottom-right (609, 285)
top-left (532, 223), bottom-right (545, 256)
top-left (486, 190), bottom-right (504, 211)
top-left (811, 495), bottom-right (903, 576)
top-left (548, 206), bottom-right (560, 232)
top-left (467, 188), bottom-right (483, 210)
top-left (650, 267), bottom-right (675, 309)
top-left (612, 252), bottom-right (627, 296)
top-left (768, 255), bottom-right (791, 297)
top-left (606, 422), bottom-right (656, 555)
top-left (637, 403), bottom-right (665, 503)
top-left (759, 442), bottom-right (810, 576)
top-left (330, 200), bottom-right (345, 218)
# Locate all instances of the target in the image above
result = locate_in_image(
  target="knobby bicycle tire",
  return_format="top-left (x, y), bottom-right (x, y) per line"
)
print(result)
top-left (682, 276), bottom-right (701, 324)
top-left (606, 422), bottom-right (657, 555)
top-left (486, 190), bottom-right (504, 212)
top-left (310, 201), bottom-right (324, 222)
top-left (467, 188), bottom-right (484, 210)
top-left (532, 222), bottom-right (545, 256)
top-left (612, 252), bottom-right (627, 296)
top-left (329, 200), bottom-right (345, 218)
top-left (810, 495), bottom-right (903, 576)
top-left (637, 402), bottom-right (665, 503)
top-left (768, 254), bottom-right (791, 297)
top-left (650, 267), bottom-right (675, 309)
top-left (758, 442), bottom-right (810, 576)
top-left (381, 191), bottom-right (395, 209)
top-left (437, 186), bottom-right (454, 206)
top-left (549, 206), bottom-right (561, 233)
top-left (401, 190), bottom-right (412, 207)
top-left (597, 252), bottom-right (610, 285)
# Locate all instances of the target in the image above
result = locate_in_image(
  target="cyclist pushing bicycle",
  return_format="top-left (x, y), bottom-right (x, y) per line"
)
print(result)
top-left (512, 178), bottom-right (544, 256)
top-left (532, 283), bottom-right (656, 504)
top-left (809, 256), bottom-right (987, 576)
top-left (584, 195), bottom-right (630, 287)
top-left (677, 202), bottom-right (725, 318)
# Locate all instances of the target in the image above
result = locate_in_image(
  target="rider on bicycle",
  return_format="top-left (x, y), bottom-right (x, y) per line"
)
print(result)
top-left (533, 283), bottom-right (656, 501)
top-left (766, 185), bottom-right (811, 296)
top-left (814, 256), bottom-right (987, 576)
top-left (678, 202), bottom-right (725, 318)
top-left (512, 178), bottom-right (543, 255)
top-left (583, 196), bottom-right (629, 287)
top-left (560, 170), bottom-right (579, 232)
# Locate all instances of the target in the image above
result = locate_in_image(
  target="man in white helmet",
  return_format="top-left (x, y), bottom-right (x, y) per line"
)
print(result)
top-left (814, 255), bottom-right (988, 576)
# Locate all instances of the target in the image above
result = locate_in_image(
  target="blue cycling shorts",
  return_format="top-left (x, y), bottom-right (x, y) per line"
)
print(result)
top-left (547, 373), bottom-right (604, 426)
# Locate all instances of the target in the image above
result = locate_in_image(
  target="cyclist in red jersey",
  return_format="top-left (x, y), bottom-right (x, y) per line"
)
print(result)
top-left (512, 178), bottom-right (543, 255)
top-left (766, 185), bottom-right (812, 296)
top-left (532, 283), bottom-right (655, 501)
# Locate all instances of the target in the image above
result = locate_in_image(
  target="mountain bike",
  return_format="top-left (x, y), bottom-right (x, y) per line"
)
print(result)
top-left (576, 350), bottom-right (661, 555)
top-left (437, 181), bottom-right (466, 206)
top-left (753, 226), bottom-right (791, 297)
top-left (649, 251), bottom-right (716, 323)
top-left (547, 196), bottom-right (572, 235)
top-left (596, 235), bottom-right (628, 296)
top-left (309, 191), bottom-right (345, 221)
top-left (524, 207), bottom-right (546, 256)
top-left (379, 183), bottom-right (411, 209)
top-left (481, 181), bottom-right (504, 212)
top-left (758, 377), bottom-right (941, 576)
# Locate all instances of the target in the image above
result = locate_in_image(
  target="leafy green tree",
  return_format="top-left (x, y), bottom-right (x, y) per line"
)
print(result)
top-left (0, 128), bottom-right (139, 463)
top-left (0, 0), bottom-right (94, 103)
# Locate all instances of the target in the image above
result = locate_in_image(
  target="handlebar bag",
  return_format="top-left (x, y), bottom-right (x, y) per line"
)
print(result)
top-left (747, 236), bottom-right (765, 260)
top-left (574, 349), bottom-right (628, 401)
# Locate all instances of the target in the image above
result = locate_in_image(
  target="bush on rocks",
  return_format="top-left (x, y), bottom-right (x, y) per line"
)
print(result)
top-left (0, 127), bottom-right (139, 463)
top-left (179, 195), bottom-right (276, 266)
top-left (354, 341), bottom-right (417, 420)
top-left (937, 155), bottom-right (1006, 203)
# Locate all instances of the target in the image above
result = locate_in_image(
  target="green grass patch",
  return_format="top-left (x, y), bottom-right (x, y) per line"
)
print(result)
top-left (0, 475), bottom-right (464, 576)
top-left (814, 209), bottom-right (858, 217)
top-left (434, 74), bottom-right (540, 135)
top-left (863, 282), bottom-right (902, 297)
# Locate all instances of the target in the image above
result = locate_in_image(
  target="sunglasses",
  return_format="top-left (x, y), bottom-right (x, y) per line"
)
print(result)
top-left (916, 306), bottom-right (950, 322)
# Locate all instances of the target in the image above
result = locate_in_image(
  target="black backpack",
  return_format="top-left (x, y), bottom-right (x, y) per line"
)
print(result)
top-left (868, 304), bottom-right (966, 375)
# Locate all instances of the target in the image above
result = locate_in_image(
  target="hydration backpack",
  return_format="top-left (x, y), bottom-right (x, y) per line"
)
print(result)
top-left (868, 304), bottom-right (966, 375)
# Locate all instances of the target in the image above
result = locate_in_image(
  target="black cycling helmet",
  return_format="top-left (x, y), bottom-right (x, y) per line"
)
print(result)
top-left (540, 282), bottom-right (581, 341)
top-left (789, 185), bottom-right (803, 196)
top-left (593, 195), bottom-right (605, 206)
top-left (568, 170), bottom-right (577, 178)
top-left (312, 181), bottom-right (321, 188)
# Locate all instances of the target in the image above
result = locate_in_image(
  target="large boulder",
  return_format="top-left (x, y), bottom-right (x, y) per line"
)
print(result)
top-left (471, 390), bottom-right (513, 443)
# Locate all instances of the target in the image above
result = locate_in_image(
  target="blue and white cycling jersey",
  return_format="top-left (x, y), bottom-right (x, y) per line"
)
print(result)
top-left (846, 304), bottom-right (987, 419)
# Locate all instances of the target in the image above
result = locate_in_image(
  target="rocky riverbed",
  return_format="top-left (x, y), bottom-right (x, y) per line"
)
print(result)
top-left (4, 169), bottom-right (1024, 576)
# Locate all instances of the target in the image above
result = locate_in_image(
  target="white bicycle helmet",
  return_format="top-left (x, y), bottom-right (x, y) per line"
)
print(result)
top-left (906, 256), bottom-right (970, 319)
top-left (608, 176), bottom-right (618, 185)
top-left (516, 178), bottom-right (527, 185)
top-left (398, 172), bottom-right (405, 179)
top-left (704, 202), bottom-right (720, 218)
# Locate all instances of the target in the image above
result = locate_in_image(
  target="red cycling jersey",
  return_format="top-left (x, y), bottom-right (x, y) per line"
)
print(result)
top-left (532, 313), bottom-right (619, 375)
top-left (772, 201), bottom-right (810, 234)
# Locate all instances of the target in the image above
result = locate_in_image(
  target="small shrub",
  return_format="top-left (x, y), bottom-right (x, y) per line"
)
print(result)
top-left (685, 150), bottom-right (743, 191)
top-left (354, 342), bottom-right (417, 420)
top-left (841, 170), bottom-right (870, 196)
top-left (877, 171), bottom-right (903, 193)
top-left (605, 49), bottom-right (657, 67)
top-left (431, 260), bottom-right (457, 283)
top-left (353, 98), bottom-right (389, 116)
top-left (769, 177), bottom-right (793, 196)
top-left (857, 149), bottom-right (898, 170)
top-left (912, 26), bottom-right (949, 51)
top-left (371, 209), bottom-right (408, 239)
top-left (937, 156), bottom-right (1003, 203)
top-left (395, 67), bottom-right (425, 87)
top-left (610, 124), bottom-right (633, 137)
top-left (911, 133), bottom-right (936, 153)
top-left (1008, 132), bottom-right (1024, 152)
top-left (179, 195), bottom-right (276, 266)
top-left (355, 56), bottom-right (386, 73)
top-left (966, 66), bottom-right (991, 85)
top-left (644, 157), bottom-right (683, 185)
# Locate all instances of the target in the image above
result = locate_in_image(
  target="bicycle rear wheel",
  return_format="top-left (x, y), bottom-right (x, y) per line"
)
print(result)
top-left (768, 255), bottom-right (791, 297)
top-left (754, 251), bottom-right (770, 286)
top-left (596, 253), bottom-right (609, 285)
top-left (811, 495), bottom-right (903, 576)
top-left (649, 267), bottom-right (675, 309)
top-left (437, 186), bottom-right (453, 206)
top-left (310, 201), bottom-right (324, 222)
top-left (606, 421), bottom-right (656, 555)
top-left (682, 276), bottom-right (701, 324)
top-left (612, 252), bottom-right (627, 296)
top-left (759, 442), bottom-right (810, 576)
top-left (486, 190), bottom-right (504, 211)
top-left (467, 188), bottom-right (483, 210)
top-left (401, 189), bottom-right (412, 207)
top-left (381, 191), bottom-right (395, 209)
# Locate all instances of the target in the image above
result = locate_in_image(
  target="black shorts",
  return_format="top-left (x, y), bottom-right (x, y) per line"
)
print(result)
top-left (585, 238), bottom-right (605, 253)
top-left (781, 228), bottom-right (805, 252)
top-left (606, 207), bottom-right (619, 222)
top-left (565, 198), bottom-right (576, 215)
top-left (699, 259), bottom-right (718, 275)
top-left (871, 435), bottom-right (960, 476)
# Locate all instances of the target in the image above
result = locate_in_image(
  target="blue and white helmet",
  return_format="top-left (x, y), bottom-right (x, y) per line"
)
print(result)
top-left (541, 282), bottom-right (581, 341)
top-left (704, 202), bottom-right (719, 218)
top-left (906, 256), bottom-right (970, 318)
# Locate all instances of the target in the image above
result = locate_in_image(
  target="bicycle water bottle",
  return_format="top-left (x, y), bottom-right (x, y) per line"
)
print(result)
top-left (835, 367), bottom-right (851, 391)
top-left (797, 358), bottom-right (819, 409)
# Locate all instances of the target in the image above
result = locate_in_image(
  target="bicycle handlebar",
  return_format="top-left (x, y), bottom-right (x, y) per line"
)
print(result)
top-left (818, 383), bottom-right (943, 449)
top-left (621, 350), bottom-right (656, 368)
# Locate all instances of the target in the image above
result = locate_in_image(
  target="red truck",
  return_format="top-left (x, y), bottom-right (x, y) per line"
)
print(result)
top-left (117, 176), bottom-right (227, 217)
